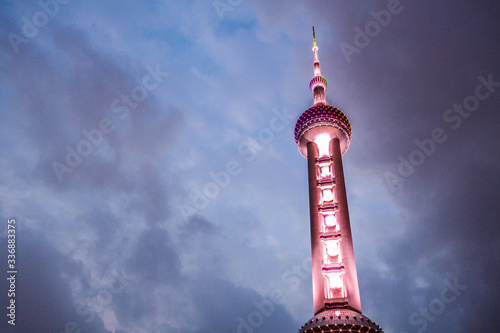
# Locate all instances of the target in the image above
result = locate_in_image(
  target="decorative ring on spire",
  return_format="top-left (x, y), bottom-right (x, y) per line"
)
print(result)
top-left (309, 76), bottom-right (328, 91)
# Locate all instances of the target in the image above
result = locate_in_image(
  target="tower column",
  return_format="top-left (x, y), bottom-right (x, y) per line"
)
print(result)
top-left (306, 141), bottom-right (324, 314)
top-left (331, 137), bottom-right (361, 313)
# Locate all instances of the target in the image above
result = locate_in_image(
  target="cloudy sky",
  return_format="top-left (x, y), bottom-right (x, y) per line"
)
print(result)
top-left (1, 1), bottom-right (499, 332)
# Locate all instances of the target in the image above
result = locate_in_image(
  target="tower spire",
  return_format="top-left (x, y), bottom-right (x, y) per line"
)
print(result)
top-left (313, 26), bottom-right (317, 48)
top-left (310, 27), bottom-right (327, 106)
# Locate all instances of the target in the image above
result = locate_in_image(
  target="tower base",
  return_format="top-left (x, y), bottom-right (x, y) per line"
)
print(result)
top-left (298, 309), bottom-right (383, 333)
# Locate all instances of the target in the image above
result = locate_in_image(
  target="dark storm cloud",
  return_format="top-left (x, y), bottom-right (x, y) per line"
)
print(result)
top-left (189, 275), bottom-right (300, 333)
top-left (126, 226), bottom-right (181, 284)
top-left (2, 3), bottom-right (183, 331)
top-left (380, 136), bottom-right (500, 332)
top-left (1, 11), bottom-right (181, 189)
top-left (181, 214), bottom-right (221, 237)
top-left (110, 212), bottom-right (301, 332)
top-left (0, 229), bottom-right (112, 333)
top-left (1, 0), bottom-right (500, 332)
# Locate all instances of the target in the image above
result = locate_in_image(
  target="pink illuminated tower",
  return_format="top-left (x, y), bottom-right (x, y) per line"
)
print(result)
top-left (295, 28), bottom-right (383, 333)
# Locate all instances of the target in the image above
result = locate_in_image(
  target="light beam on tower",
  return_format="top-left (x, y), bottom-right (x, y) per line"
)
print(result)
top-left (295, 27), bottom-right (383, 333)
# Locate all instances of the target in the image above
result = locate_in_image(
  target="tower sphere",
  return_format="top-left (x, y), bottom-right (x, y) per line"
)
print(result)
top-left (294, 104), bottom-right (352, 158)
top-left (298, 309), bottom-right (383, 333)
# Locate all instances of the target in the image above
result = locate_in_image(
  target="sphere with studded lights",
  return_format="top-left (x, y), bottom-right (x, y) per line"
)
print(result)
top-left (298, 309), bottom-right (383, 333)
top-left (294, 104), bottom-right (352, 158)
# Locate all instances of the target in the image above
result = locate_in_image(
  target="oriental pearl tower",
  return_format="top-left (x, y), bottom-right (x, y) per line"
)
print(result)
top-left (295, 28), bottom-right (383, 333)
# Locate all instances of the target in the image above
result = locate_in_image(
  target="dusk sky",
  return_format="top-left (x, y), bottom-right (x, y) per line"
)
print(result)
top-left (1, 1), bottom-right (499, 332)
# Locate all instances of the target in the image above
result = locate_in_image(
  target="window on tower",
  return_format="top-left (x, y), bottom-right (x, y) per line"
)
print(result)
top-left (321, 212), bottom-right (338, 232)
top-left (319, 185), bottom-right (335, 205)
top-left (322, 239), bottom-right (341, 264)
top-left (324, 271), bottom-right (345, 299)
top-left (320, 165), bottom-right (330, 178)
top-left (317, 161), bottom-right (333, 180)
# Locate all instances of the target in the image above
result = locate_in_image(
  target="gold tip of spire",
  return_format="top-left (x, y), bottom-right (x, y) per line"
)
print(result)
top-left (312, 26), bottom-right (317, 47)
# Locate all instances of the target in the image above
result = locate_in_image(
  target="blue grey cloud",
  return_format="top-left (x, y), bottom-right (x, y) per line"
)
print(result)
top-left (1, 1), bottom-right (499, 332)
